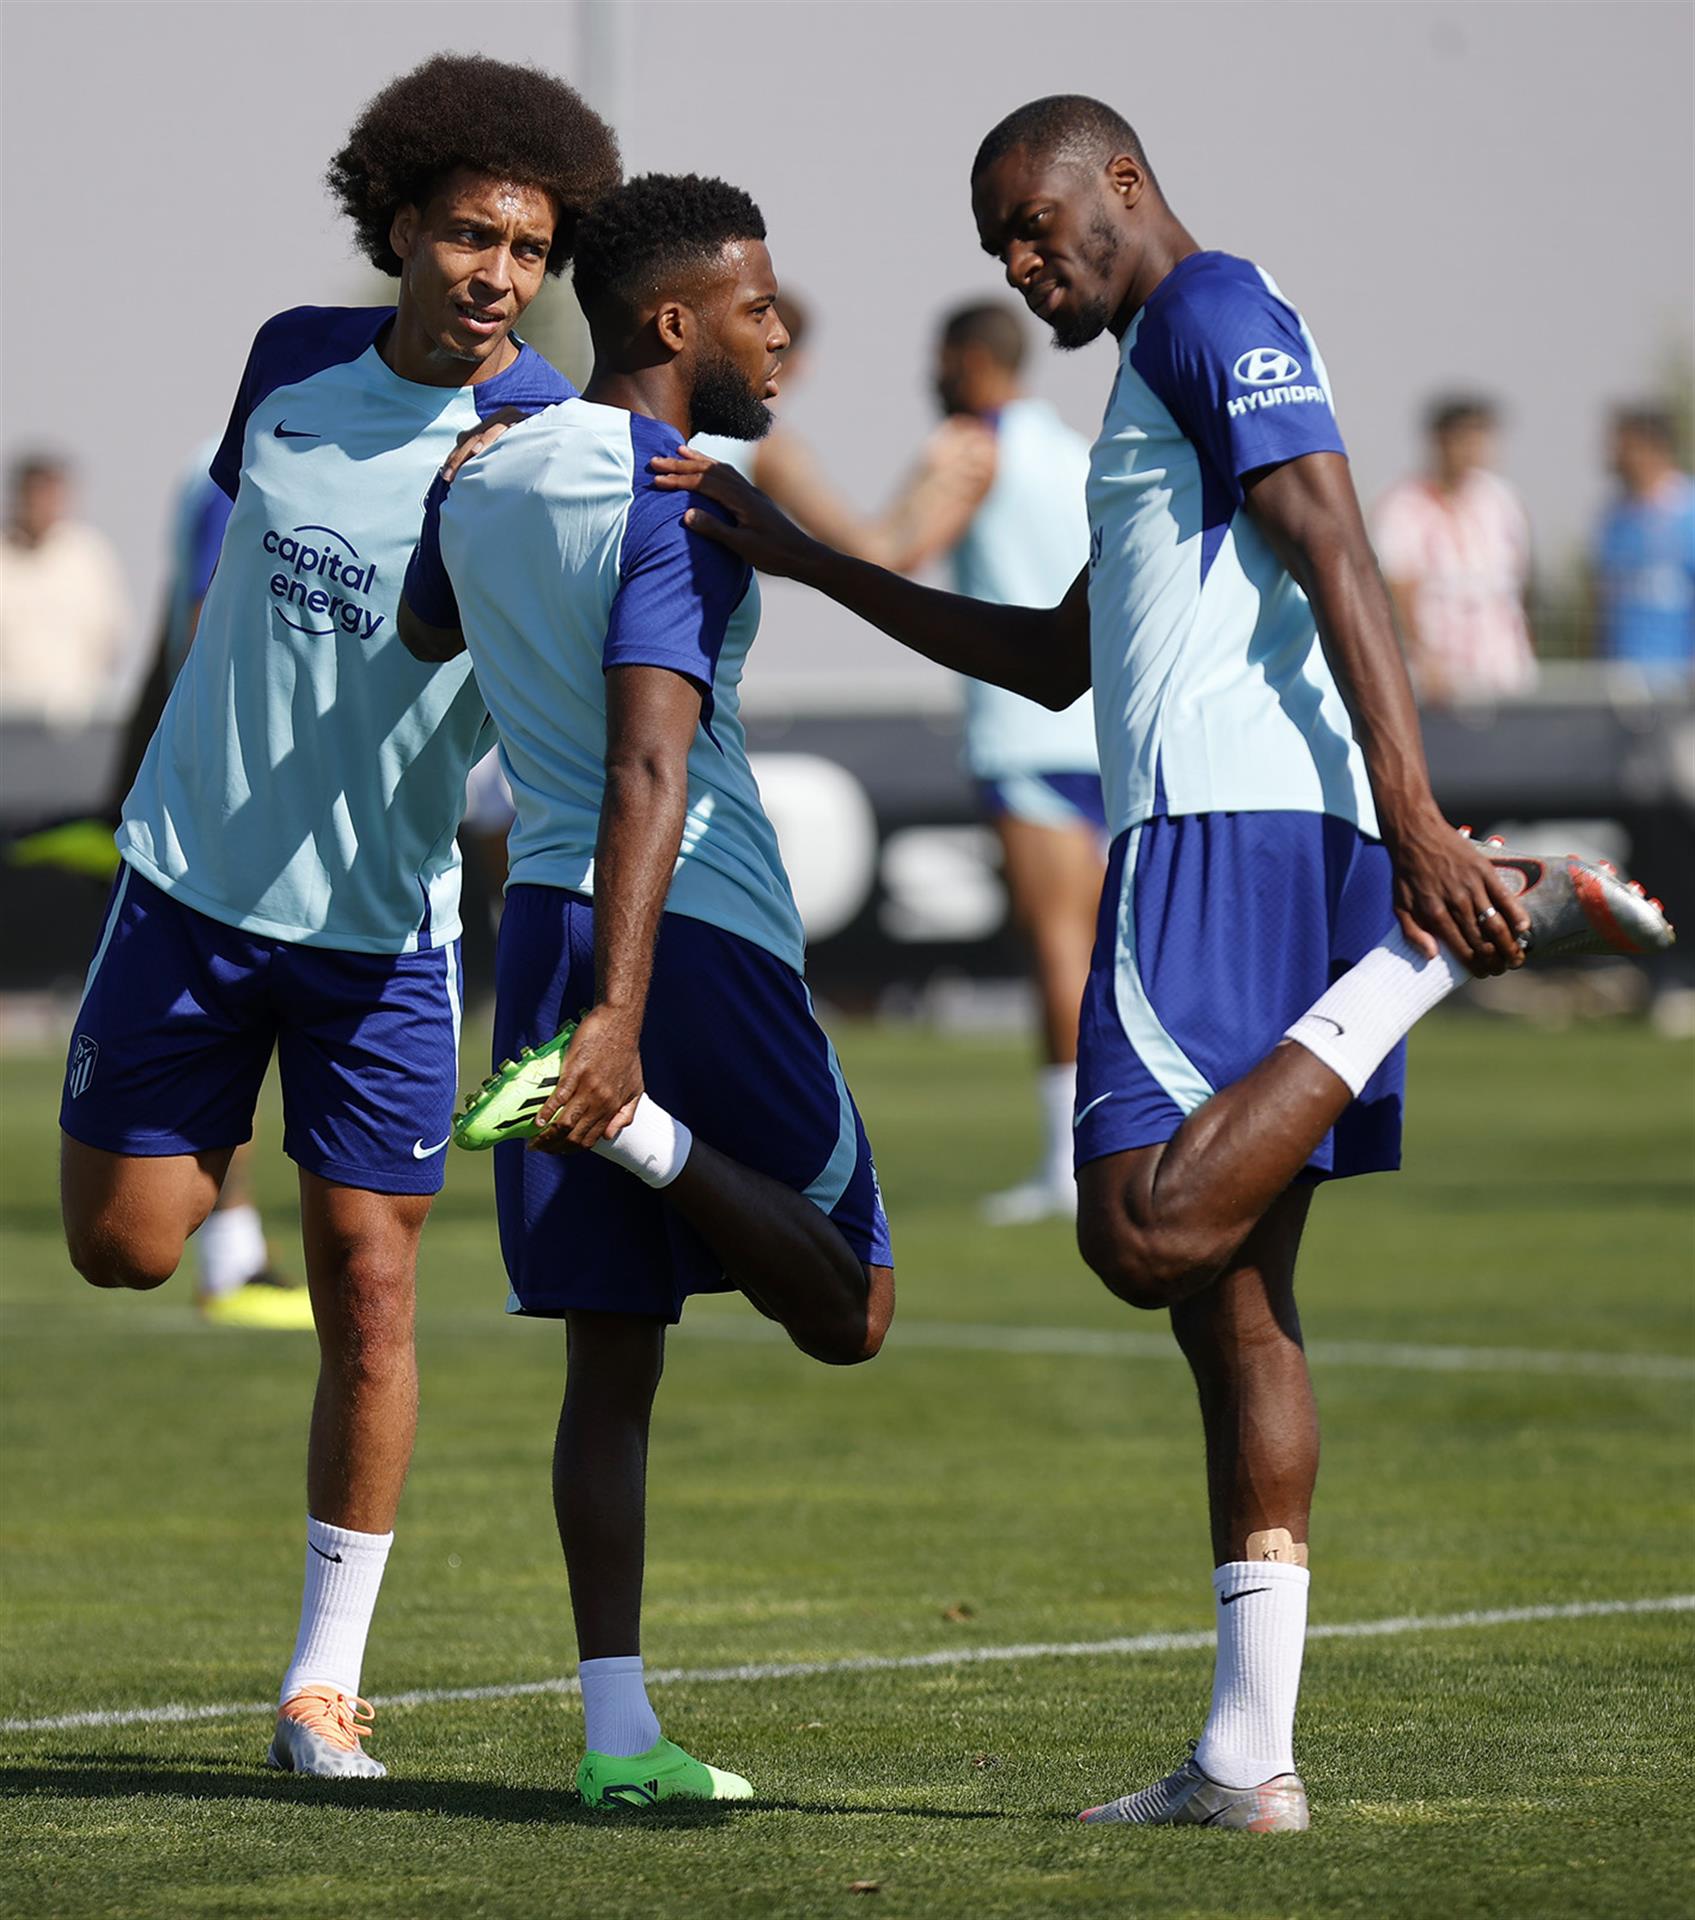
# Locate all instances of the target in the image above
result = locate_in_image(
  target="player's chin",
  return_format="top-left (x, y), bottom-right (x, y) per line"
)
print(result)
top-left (441, 313), bottom-right (515, 363)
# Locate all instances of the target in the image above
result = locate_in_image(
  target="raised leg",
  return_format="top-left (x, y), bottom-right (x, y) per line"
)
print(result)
top-left (61, 1134), bottom-right (234, 1291)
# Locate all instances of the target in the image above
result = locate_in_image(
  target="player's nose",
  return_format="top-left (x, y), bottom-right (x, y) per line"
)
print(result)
top-left (1004, 240), bottom-right (1041, 290)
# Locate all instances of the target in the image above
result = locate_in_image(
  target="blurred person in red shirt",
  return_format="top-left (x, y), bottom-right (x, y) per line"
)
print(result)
top-left (1373, 398), bottom-right (1536, 704)
top-left (0, 454), bottom-right (129, 726)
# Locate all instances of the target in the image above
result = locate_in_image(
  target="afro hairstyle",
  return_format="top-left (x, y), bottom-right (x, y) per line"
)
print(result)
top-left (571, 173), bottom-right (767, 329)
top-left (327, 53), bottom-right (621, 276)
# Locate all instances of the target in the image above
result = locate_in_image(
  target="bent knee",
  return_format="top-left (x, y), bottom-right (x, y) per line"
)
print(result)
top-left (66, 1225), bottom-right (179, 1292)
top-left (1077, 1215), bottom-right (1219, 1313)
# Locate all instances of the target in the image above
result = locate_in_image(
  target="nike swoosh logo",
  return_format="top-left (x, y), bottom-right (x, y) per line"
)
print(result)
top-left (308, 1543), bottom-right (344, 1564)
top-left (1073, 1091), bottom-right (1113, 1129)
top-left (1306, 1014), bottom-right (1345, 1037)
top-left (1220, 1587), bottom-right (1269, 1605)
top-left (412, 1134), bottom-right (452, 1158)
top-left (273, 422), bottom-right (320, 440)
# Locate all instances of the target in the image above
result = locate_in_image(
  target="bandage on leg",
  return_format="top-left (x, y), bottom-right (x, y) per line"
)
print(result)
top-left (1245, 1528), bottom-right (1309, 1568)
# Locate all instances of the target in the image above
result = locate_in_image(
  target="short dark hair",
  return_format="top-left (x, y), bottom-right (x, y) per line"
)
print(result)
top-left (941, 301), bottom-right (1027, 372)
top-left (1427, 395), bottom-right (1497, 437)
top-left (572, 174), bottom-right (767, 328)
top-left (972, 94), bottom-right (1152, 184)
top-left (10, 453), bottom-right (68, 491)
top-left (327, 53), bottom-right (621, 276)
top-left (1614, 405), bottom-right (1676, 451)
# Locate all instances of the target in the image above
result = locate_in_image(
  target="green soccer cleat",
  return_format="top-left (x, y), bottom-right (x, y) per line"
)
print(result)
top-left (451, 1021), bottom-right (577, 1151)
top-left (576, 1737), bottom-right (753, 1810)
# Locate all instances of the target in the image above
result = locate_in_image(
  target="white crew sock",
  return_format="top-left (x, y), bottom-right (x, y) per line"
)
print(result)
top-left (1039, 1061), bottom-right (1077, 1190)
top-left (192, 1203), bottom-right (267, 1299)
top-left (279, 1516), bottom-right (394, 1704)
top-left (1194, 1559), bottom-right (1310, 1787)
top-left (578, 1655), bottom-right (662, 1757)
top-left (1284, 925), bottom-right (1471, 1097)
top-left (591, 1094), bottom-right (693, 1189)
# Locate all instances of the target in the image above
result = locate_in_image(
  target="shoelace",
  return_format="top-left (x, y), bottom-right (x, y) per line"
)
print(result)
top-left (284, 1686), bottom-right (376, 1751)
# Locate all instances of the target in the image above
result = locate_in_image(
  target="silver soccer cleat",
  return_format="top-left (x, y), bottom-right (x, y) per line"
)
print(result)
top-left (1475, 838), bottom-right (1675, 959)
top-left (1079, 1753), bottom-right (1309, 1830)
top-left (266, 1688), bottom-right (387, 1779)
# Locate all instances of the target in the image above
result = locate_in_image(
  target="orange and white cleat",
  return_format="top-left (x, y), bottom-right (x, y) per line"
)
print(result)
top-left (1468, 836), bottom-right (1676, 959)
top-left (267, 1686), bottom-right (386, 1778)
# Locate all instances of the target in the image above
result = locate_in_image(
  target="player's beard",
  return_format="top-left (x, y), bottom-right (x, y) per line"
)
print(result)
top-left (1049, 212), bottom-right (1122, 352)
top-left (691, 345), bottom-right (774, 440)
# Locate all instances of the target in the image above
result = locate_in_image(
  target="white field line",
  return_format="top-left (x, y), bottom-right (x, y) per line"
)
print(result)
top-left (4, 1595), bottom-right (1691, 1738)
top-left (3, 1302), bottom-right (1692, 1382)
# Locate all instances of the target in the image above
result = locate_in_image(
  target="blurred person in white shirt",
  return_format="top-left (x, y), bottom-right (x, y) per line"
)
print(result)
top-left (1373, 398), bottom-right (1536, 704)
top-left (0, 454), bottom-right (129, 726)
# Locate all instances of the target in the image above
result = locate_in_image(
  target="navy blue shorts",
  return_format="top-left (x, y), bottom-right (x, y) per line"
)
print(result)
top-left (1073, 813), bottom-right (1404, 1180)
top-left (493, 885), bottom-right (892, 1322)
top-left (59, 864), bottom-right (462, 1195)
top-left (977, 770), bottom-right (1108, 834)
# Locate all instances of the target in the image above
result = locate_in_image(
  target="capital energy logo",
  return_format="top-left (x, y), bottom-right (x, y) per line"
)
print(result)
top-left (262, 524), bottom-right (384, 639)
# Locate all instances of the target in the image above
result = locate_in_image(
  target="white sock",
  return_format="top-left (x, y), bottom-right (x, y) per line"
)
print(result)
top-left (279, 1516), bottom-right (393, 1703)
top-left (192, 1203), bottom-right (267, 1298)
top-left (1039, 1061), bottom-right (1077, 1190)
top-left (1284, 925), bottom-right (1471, 1096)
top-left (1194, 1560), bottom-right (1310, 1787)
top-left (591, 1094), bottom-right (693, 1189)
top-left (578, 1654), bottom-right (662, 1756)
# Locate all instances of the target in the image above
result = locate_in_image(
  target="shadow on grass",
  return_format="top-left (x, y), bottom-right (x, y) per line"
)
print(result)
top-left (0, 1757), bottom-right (1015, 1825)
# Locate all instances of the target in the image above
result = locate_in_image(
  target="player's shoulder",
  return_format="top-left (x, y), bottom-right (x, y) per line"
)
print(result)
top-left (246, 304), bottom-right (390, 375)
top-left (1143, 252), bottom-right (1304, 349)
top-left (478, 339), bottom-right (576, 415)
top-left (622, 414), bottom-right (746, 577)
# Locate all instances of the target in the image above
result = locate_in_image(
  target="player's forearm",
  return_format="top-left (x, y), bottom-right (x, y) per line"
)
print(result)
top-left (789, 539), bottom-right (1085, 708)
top-left (591, 755), bottom-right (690, 1023)
top-left (1298, 536), bottom-right (1442, 840)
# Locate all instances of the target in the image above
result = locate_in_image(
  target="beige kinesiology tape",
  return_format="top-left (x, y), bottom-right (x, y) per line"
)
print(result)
top-left (1245, 1528), bottom-right (1309, 1568)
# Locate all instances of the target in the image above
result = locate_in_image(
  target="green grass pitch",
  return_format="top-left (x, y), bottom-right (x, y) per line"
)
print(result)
top-left (2, 1014), bottom-right (1692, 1918)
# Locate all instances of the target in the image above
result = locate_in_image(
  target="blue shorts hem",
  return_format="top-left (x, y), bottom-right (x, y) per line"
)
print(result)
top-left (58, 1114), bottom-right (252, 1159)
top-left (291, 1147), bottom-right (447, 1197)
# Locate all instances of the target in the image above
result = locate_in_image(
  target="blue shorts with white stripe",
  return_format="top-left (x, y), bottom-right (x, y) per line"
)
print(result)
top-left (60, 862), bottom-right (463, 1195)
top-left (492, 885), bottom-right (891, 1321)
top-left (1073, 811), bottom-right (1404, 1180)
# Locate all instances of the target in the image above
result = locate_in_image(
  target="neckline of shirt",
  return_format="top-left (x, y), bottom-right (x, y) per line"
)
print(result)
top-left (355, 334), bottom-right (535, 414)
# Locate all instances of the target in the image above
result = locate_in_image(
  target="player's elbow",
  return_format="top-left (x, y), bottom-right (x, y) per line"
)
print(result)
top-left (397, 598), bottom-right (466, 664)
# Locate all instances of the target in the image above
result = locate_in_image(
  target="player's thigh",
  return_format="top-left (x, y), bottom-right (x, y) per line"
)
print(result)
top-left (271, 939), bottom-right (461, 1202)
top-left (60, 1136), bottom-right (237, 1287)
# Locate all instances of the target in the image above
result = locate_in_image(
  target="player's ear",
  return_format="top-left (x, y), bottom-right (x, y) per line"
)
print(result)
top-left (1105, 154), bottom-right (1145, 208)
top-left (390, 203), bottom-right (420, 266)
top-left (654, 299), bottom-right (690, 356)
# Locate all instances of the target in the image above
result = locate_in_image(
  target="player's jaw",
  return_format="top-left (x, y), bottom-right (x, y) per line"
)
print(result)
top-left (974, 157), bottom-right (1125, 352)
top-left (688, 240), bottom-right (790, 439)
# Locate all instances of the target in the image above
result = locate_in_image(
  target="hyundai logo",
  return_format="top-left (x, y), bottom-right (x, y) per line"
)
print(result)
top-left (1232, 347), bottom-right (1302, 387)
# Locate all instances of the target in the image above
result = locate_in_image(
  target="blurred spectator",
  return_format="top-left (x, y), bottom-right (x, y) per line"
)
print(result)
top-left (0, 453), bottom-right (128, 725)
top-left (1373, 397), bottom-right (1537, 703)
top-left (1592, 406), bottom-right (1695, 680)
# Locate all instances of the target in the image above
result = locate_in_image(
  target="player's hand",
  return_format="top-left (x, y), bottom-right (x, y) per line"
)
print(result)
top-left (1386, 810), bottom-right (1530, 977)
top-left (529, 1004), bottom-right (644, 1155)
top-left (648, 449), bottom-right (819, 579)
top-left (920, 416), bottom-right (997, 497)
top-left (440, 406), bottom-right (526, 483)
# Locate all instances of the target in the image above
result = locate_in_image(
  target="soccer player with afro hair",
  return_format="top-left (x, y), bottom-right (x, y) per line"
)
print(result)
top-left (59, 54), bottom-right (617, 1781)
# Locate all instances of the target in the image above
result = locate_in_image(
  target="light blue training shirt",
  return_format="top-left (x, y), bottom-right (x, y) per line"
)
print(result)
top-left (408, 401), bottom-right (808, 974)
top-left (1087, 253), bottom-right (1377, 838)
top-left (950, 397), bottom-right (1097, 779)
top-left (162, 436), bottom-right (233, 679)
top-left (119, 307), bottom-right (573, 954)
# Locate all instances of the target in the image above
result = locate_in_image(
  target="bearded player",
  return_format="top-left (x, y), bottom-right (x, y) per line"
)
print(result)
top-left (58, 55), bottom-right (618, 1778)
top-left (653, 95), bottom-right (1673, 1829)
top-left (399, 173), bottom-right (894, 1809)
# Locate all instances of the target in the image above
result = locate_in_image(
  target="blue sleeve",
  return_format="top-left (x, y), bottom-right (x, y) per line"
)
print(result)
top-left (1130, 264), bottom-right (1346, 489)
top-left (209, 307), bottom-right (393, 500)
top-left (401, 475), bottom-right (460, 628)
top-left (186, 483), bottom-right (234, 600)
top-left (603, 484), bottom-right (749, 722)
